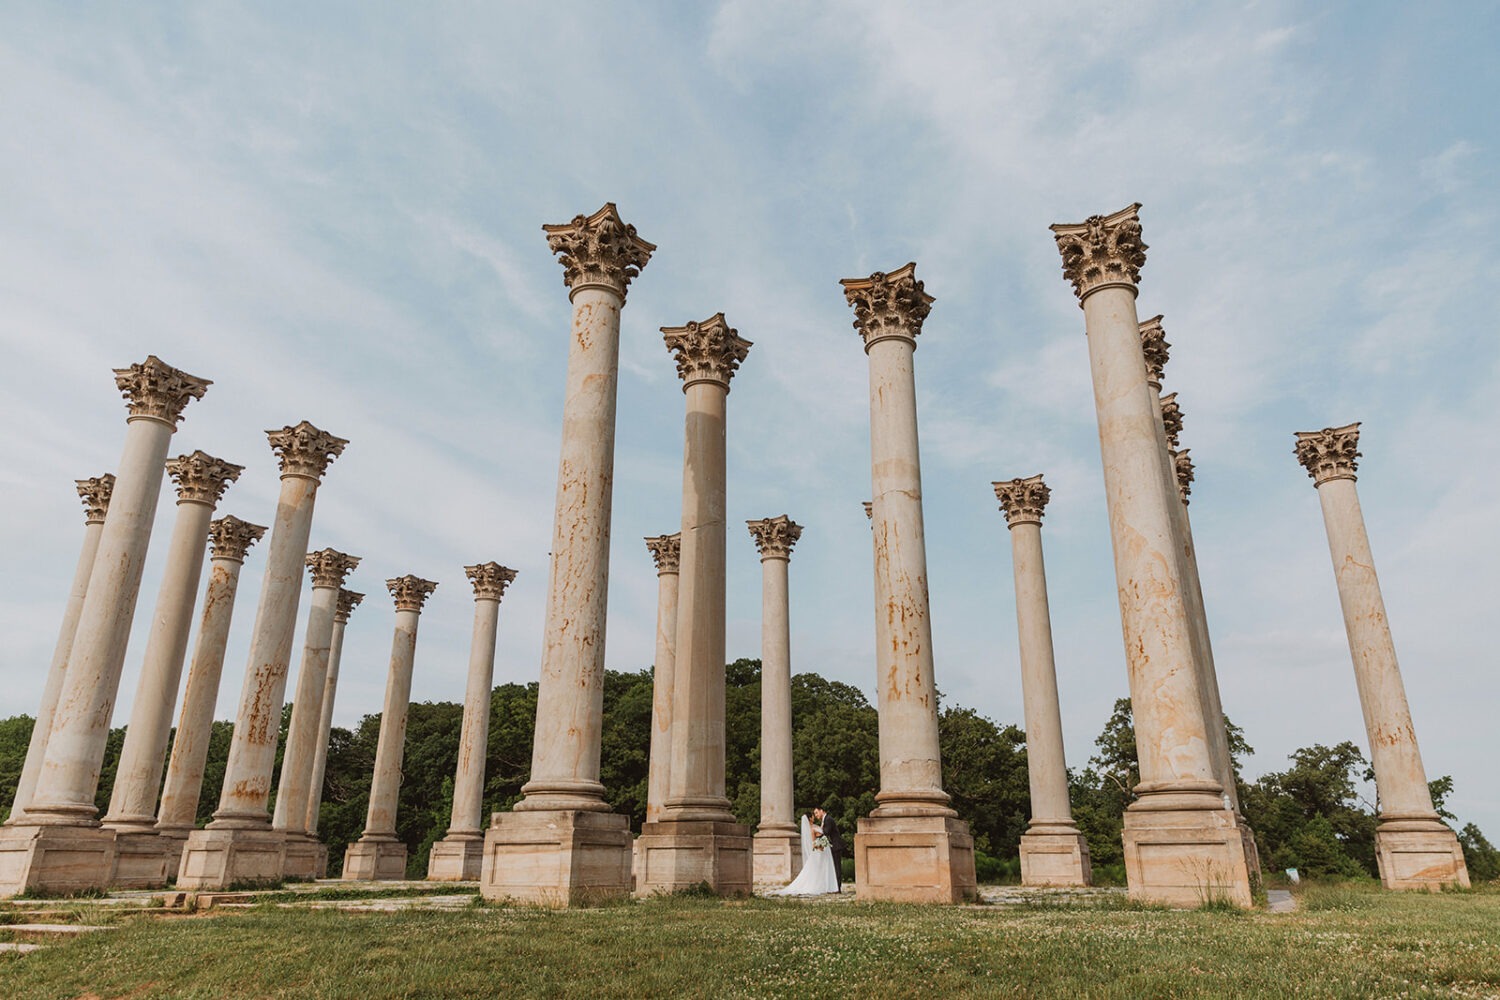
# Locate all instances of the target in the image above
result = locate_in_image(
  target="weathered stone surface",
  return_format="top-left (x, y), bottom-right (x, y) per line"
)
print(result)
top-left (854, 815), bottom-right (976, 904)
top-left (304, 589), bottom-right (362, 838)
top-left (481, 810), bottom-right (633, 907)
top-left (636, 820), bottom-right (753, 896)
top-left (644, 535), bottom-right (680, 828)
top-left (342, 838), bottom-right (408, 881)
top-left (747, 516), bottom-right (801, 886)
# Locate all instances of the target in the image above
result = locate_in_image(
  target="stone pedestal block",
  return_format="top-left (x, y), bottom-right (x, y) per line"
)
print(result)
top-left (480, 810), bottom-right (632, 907)
top-left (314, 844), bottom-right (329, 880)
top-left (342, 837), bottom-right (408, 881)
top-left (1019, 830), bottom-right (1092, 887)
top-left (176, 827), bottom-right (286, 889)
top-left (750, 828), bottom-right (801, 887)
top-left (1375, 823), bottom-right (1470, 891)
top-left (1121, 799), bottom-right (1254, 908)
top-left (636, 820), bottom-right (752, 896)
top-left (854, 814), bottom-right (977, 903)
top-left (0, 825), bottom-right (116, 897)
top-left (427, 835), bottom-right (484, 881)
top-left (281, 834), bottom-right (322, 881)
top-left (109, 831), bottom-right (177, 889)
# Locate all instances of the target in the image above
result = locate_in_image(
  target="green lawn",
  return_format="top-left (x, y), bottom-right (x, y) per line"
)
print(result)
top-left (2, 884), bottom-right (1497, 999)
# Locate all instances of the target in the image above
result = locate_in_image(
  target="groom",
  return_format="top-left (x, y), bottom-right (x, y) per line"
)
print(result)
top-left (812, 807), bottom-right (843, 892)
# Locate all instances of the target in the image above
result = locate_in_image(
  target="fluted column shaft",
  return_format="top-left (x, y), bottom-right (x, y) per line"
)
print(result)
top-left (757, 553), bottom-right (794, 833)
top-left (645, 540), bottom-right (680, 825)
top-left (305, 591), bottom-right (360, 834)
top-left (273, 586), bottom-right (341, 834)
top-left (363, 609), bottom-right (422, 839)
top-left (449, 597), bottom-right (501, 836)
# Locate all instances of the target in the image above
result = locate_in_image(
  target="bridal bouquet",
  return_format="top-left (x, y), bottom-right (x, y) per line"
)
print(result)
top-left (813, 834), bottom-right (830, 851)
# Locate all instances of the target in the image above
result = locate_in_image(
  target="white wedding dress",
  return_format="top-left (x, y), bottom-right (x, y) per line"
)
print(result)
top-left (771, 815), bottom-right (840, 896)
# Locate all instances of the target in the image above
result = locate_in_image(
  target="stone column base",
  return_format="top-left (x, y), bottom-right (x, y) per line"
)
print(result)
top-left (109, 830), bottom-right (177, 889)
top-left (1121, 800), bottom-right (1254, 908)
top-left (855, 813), bottom-right (977, 903)
top-left (480, 809), bottom-right (632, 907)
top-left (427, 834), bottom-right (484, 881)
top-left (751, 828), bottom-right (802, 887)
top-left (1019, 829), bottom-right (1092, 887)
top-left (0, 823), bottom-right (116, 898)
top-left (177, 827), bottom-right (287, 890)
top-left (635, 819), bottom-right (753, 897)
top-left (280, 833), bottom-right (323, 881)
top-left (1375, 821), bottom-right (1470, 890)
top-left (156, 829), bottom-right (189, 884)
top-left (342, 837), bottom-right (408, 880)
top-left (313, 843), bottom-right (329, 880)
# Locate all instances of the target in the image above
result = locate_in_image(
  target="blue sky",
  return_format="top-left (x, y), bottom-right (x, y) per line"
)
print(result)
top-left (2, 3), bottom-right (1496, 837)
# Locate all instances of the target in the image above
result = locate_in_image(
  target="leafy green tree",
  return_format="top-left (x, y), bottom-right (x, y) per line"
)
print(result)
top-left (1240, 741), bottom-right (1378, 877)
top-left (1459, 823), bottom-right (1500, 883)
top-left (0, 715), bottom-right (35, 820)
top-left (938, 707), bottom-right (1029, 857)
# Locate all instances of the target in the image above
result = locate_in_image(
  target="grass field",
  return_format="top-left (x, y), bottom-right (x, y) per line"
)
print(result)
top-left (1, 882), bottom-right (1497, 998)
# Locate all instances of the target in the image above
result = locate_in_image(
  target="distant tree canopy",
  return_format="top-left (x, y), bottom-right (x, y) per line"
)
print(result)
top-left (1, 672), bottom-right (1494, 883)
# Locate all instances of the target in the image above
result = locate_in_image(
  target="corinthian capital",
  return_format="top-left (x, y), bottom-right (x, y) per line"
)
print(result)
top-left (1140, 315), bottom-right (1170, 387)
top-left (76, 474), bottom-right (116, 525)
top-left (167, 451), bottom-right (244, 506)
top-left (1050, 203), bottom-right (1147, 302)
top-left (335, 589), bottom-right (364, 624)
top-left (113, 355), bottom-right (211, 426)
top-left (466, 561), bottom-right (518, 601)
top-left (645, 533), bottom-right (681, 574)
top-left (862, 501), bottom-right (873, 522)
top-left (543, 202), bottom-right (656, 300)
top-left (993, 474), bottom-right (1051, 527)
top-left (306, 548), bottom-right (361, 589)
top-left (1295, 422), bottom-right (1361, 486)
top-left (208, 515), bottom-right (266, 563)
top-left (662, 313), bottom-right (752, 390)
top-left (747, 515), bottom-right (802, 560)
top-left (1172, 449), bottom-right (1195, 505)
top-left (840, 262), bottom-right (934, 351)
top-left (387, 574), bottom-right (438, 612)
top-left (267, 420), bottom-right (348, 481)
top-left (1159, 392), bottom-right (1183, 450)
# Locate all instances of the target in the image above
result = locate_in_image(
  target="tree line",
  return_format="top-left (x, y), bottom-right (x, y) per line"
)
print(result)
top-left (0, 660), bottom-right (1494, 883)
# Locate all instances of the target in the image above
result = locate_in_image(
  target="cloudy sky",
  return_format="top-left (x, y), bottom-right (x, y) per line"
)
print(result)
top-left (3, 3), bottom-right (1495, 836)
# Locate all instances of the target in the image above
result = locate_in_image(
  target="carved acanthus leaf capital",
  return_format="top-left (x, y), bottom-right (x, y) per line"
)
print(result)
top-left (387, 574), bottom-right (438, 612)
top-left (466, 562), bottom-right (518, 601)
top-left (645, 533), bottom-right (681, 574)
top-left (862, 501), bottom-right (873, 522)
top-left (661, 313), bottom-right (752, 390)
top-left (993, 474), bottom-right (1051, 527)
top-left (1295, 422), bottom-right (1361, 486)
top-left (1140, 315), bottom-right (1170, 387)
top-left (166, 451), bottom-right (244, 506)
top-left (267, 420), bottom-right (348, 481)
top-left (76, 474), bottom-right (116, 525)
top-left (1159, 392), bottom-right (1184, 450)
top-left (335, 589), bottom-right (364, 624)
top-left (840, 262), bottom-right (934, 351)
top-left (306, 548), bottom-right (361, 589)
top-left (1172, 449), bottom-right (1195, 505)
top-left (1050, 203), bottom-right (1147, 302)
top-left (747, 515), bottom-right (802, 560)
top-left (207, 515), bottom-right (266, 563)
top-left (543, 202), bottom-right (656, 300)
top-left (113, 355), bottom-right (211, 426)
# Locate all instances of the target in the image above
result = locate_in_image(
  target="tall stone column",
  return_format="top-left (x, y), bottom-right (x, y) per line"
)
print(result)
top-left (841, 263), bottom-right (976, 904)
top-left (482, 203), bottom-right (653, 907)
top-left (0, 357), bottom-right (209, 898)
top-left (105, 451), bottom-right (243, 887)
top-left (1294, 423), bottom-right (1468, 889)
top-left (177, 420), bottom-right (347, 890)
top-left (9, 475), bottom-right (115, 823)
top-left (305, 588), bottom-right (362, 877)
top-left (276, 548), bottom-right (361, 879)
top-left (155, 517), bottom-right (266, 856)
top-left (747, 516), bottom-right (802, 886)
top-left (643, 534), bottom-right (681, 826)
top-left (344, 575), bottom-right (437, 880)
top-left (1051, 206), bottom-right (1251, 907)
top-left (429, 563), bottom-right (517, 880)
top-left (993, 476), bottom-right (1091, 887)
top-left (637, 313), bottom-right (753, 896)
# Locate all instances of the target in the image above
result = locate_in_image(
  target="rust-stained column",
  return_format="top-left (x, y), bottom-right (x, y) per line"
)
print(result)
top-left (1295, 423), bottom-right (1469, 889)
top-left (747, 516), bottom-right (802, 886)
top-left (304, 588), bottom-right (362, 872)
top-left (643, 534), bottom-right (681, 826)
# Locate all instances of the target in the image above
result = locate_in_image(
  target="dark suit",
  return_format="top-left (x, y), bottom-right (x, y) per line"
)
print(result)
top-left (818, 814), bottom-right (844, 891)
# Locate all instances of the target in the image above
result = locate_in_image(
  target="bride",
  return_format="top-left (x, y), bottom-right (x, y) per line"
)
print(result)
top-left (770, 814), bottom-right (841, 896)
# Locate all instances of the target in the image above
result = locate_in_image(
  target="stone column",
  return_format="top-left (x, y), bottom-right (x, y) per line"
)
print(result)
top-left (637, 313), bottom-right (754, 896)
top-left (9, 475), bottom-right (115, 823)
top-left (105, 451), bottom-right (242, 887)
top-left (747, 516), bottom-right (802, 887)
top-left (1051, 206), bottom-right (1251, 907)
top-left (177, 421), bottom-right (347, 890)
top-left (155, 517), bottom-right (266, 855)
top-left (841, 263), bottom-right (976, 904)
top-left (429, 563), bottom-right (517, 880)
top-left (344, 575), bottom-right (437, 880)
top-left (1295, 423), bottom-right (1469, 889)
top-left (275, 548), bottom-right (361, 879)
top-left (993, 476), bottom-right (1091, 887)
top-left (0, 357), bottom-right (209, 898)
top-left (643, 534), bottom-right (681, 827)
top-left (305, 588), bottom-right (362, 877)
top-left (482, 203), bottom-right (653, 907)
